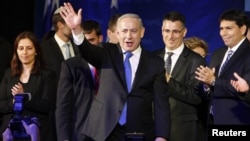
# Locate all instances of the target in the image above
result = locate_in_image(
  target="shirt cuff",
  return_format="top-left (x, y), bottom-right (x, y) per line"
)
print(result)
top-left (72, 31), bottom-right (84, 45)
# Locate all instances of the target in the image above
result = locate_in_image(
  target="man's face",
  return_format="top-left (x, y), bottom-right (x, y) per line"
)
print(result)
top-left (84, 30), bottom-right (102, 46)
top-left (162, 20), bottom-right (187, 50)
top-left (220, 20), bottom-right (246, 48)
top-left (117, 17), bottom-right (145, 52)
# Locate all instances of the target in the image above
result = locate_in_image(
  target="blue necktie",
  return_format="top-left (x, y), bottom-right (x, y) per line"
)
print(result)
top-left (219, 50), bottom-right (233, 76)
top-left (119, 51), bottom-right (133, 125)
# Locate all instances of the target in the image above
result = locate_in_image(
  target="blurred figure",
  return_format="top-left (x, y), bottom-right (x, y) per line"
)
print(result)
top-left (2, 120), bottom-right (40, 141)
top-left (82, 20), bottom-right (103, 46)
top-left (106, 14), bottom-right (121, 44)
top-left (60, 2), bottom-right (170, 141)
top-left (41, 7), bottom-right (79, 83)
top-left (184, 36), bottom-right (210, 141)
top-left (195, 9), bottom-right (250, 125)
top-left (184, 36), bottom-right (208, 57)
top-left (247, 26), bottom-right (250, 40)
top-left (56, 19), bottom-right (103, 141)
top-left (0, 31), bottom-right (57, 141)
top-left (154, 11), bottom-right (206, 141)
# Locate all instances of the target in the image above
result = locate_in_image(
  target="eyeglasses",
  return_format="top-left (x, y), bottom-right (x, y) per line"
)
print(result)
top-left (162, 28), bottom-right (185, 35)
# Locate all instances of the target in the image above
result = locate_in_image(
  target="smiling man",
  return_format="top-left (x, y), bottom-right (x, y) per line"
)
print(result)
top-left (195, 9), bottom-right (250, 126)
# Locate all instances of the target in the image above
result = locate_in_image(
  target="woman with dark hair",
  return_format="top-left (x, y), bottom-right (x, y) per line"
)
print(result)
top-left (0, 31), bottom-right (57, 141)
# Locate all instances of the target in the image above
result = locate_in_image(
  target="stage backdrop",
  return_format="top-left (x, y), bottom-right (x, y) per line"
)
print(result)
top-left (34, 0), bottom-right (248, 63)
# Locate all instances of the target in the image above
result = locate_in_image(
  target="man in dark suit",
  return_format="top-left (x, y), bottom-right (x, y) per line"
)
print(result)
top-left (195, 9), bottom-right (250, 125)
top-left (41, 7), bottom-right (79, 83)
top-left (55, 19), bottom-right (103, 141)
top-left (154, 11), bottom-right (206, 141)
top-left (60, 2), bottom-right (170, 141)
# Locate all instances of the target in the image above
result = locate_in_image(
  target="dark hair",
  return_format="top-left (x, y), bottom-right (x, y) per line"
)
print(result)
top-left (52, 13), bottom-right (65, 31)
top-left (163, 11), bottom-right (186, 27)
top-left (108, 14), bottom-right (122, 32)
top-left (219, 9), bottom-right (249, 35)
top-left (82, 20), bottom-right (102, 36)
top-left (11, 31), bottom-right (44, 76)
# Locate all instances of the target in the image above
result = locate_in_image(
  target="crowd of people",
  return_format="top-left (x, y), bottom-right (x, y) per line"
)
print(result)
top-left (0, 2), bottom-right (250, 141)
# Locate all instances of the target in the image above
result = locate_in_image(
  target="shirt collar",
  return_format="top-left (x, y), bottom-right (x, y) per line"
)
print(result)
top-left (165, 42), bottom-right (184, 56)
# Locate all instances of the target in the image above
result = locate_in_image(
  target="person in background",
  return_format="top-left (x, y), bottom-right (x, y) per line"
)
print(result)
top-left (56, 19), bottom-right (103, 141)
top-left (106, 14), bottom-right (121, 44)
top-left (184, 36), bottom-right (209, 57)
top-left (154, 11), bottom-right (206, 141)
top-left (195, 9), bottom-right (250, 125)
top-left (41, 7), bottom-right (79, 83)
top-left (59, 2), bottom-right (170, 141)
top-left (0, 31), bottom-right (57, 141)
top-left (82, 20), bottom-right (103, 46)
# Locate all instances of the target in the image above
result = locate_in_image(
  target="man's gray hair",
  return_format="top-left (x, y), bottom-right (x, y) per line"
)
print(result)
top-left (117, 13), bottom-right (144, 28)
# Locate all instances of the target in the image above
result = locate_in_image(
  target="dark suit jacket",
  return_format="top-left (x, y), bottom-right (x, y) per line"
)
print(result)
top-left (41, 37), bottom-right (79, 82)
top-left (0, 37), bottom-right (12, 82)
top-left (76, 40), bottom-right (170, 141)
top-left (209, 38), bottom-right (250, 124)
top-left (154, 46), bottom-right (206, 141)
top-left (56, 56), bottom-right (95, 141)
top-left (0, 68), bottom-right (57, 141)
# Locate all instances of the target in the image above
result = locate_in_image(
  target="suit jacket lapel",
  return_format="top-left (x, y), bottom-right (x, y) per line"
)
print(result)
top-left (51, 39), bottom-right (65, 60)
top-left (113, 45), bottom-right (128, 92)
top-left (220, 39), bottom-right (249, 75)
top-left (171, 47), bottom-right (188, 78)
top-left (131, 50), bottom-right (147, 92)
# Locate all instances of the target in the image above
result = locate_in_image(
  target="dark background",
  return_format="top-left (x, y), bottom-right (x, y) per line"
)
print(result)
top-left (0, 0), bottom-right (34, 44)
top-left (0, 0), bottom-right (249, 64)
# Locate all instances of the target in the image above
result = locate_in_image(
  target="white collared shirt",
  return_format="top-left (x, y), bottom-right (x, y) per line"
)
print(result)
top-left (219, 37), bottom-right (245, 72)
top-left (164, 43), bottom-right (185, 74)
top-left (54, 34), bottom-right (75, 59)
top-left (122, 47), bottom-right (141, 87)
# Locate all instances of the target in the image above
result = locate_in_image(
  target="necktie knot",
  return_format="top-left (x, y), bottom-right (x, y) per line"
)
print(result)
top-left (125, 51), bottom-right (133, 59)
top-left (227, 50), bottom-right (233, 57)
top-left (219, 49), bottom-right (234, 76)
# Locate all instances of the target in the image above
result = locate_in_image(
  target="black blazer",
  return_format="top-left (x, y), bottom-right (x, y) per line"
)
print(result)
top-left (56, 56), bottom-right (95, 141)
top-left (209, 38), bottom-right (250, 124)
top-left (0, 68), bottom-right (57, 141)
top-left (154, 46), bottom-right (206, 141)
top-left (41, 37), bottom-right (79, 82)
top-left (77, 39), bottom-right (170, 141)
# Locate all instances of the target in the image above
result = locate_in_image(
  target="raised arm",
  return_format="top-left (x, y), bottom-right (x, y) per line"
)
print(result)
top-left (60, 2), bottom-right (83, 35)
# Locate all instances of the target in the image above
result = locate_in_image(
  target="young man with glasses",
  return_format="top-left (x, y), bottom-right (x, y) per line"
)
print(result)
top-left (154, 11), bottom-right (207, 141)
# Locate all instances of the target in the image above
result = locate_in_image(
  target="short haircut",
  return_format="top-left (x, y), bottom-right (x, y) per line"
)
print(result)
top-left (219, 9), bottom-right (249, 35)
top-left (82, 20), bottom-right (102, 36)
top-left (108, 14), bottom-right (122, 32)
top-left (162, 11), bottom-right (186, 27)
